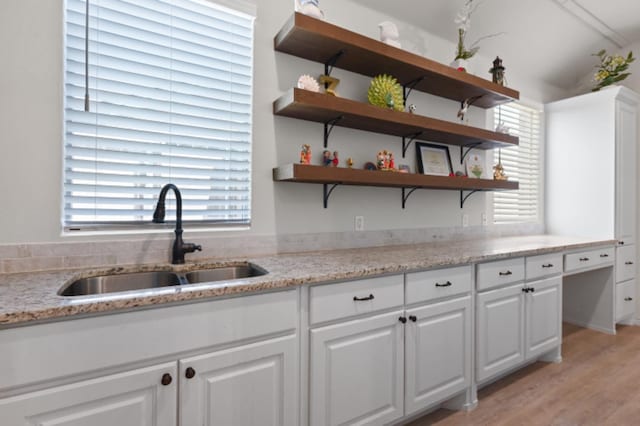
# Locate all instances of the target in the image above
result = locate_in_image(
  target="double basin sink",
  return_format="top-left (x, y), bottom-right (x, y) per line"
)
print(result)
top-left (58, 264), bottom-right (267, 297)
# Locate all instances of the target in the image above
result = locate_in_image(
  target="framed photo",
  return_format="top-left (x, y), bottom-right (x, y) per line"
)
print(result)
top-left (416, 142), bottom-right (452, 176)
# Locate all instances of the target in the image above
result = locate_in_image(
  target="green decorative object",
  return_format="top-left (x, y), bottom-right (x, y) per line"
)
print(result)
top-left (367, 74), bottom-right (404, 112)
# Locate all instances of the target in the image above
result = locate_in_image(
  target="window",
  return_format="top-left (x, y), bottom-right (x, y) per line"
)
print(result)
top-left (492, 102), bottom-right (543, 224)
top-left (63, 0), bottom-right (255, 231)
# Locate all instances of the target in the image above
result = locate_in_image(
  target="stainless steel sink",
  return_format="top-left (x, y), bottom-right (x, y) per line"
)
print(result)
top-left (58, 271), bottom-right (183, 297)
top-left (185, 264), bottom-right (267, 284)
top-left (59, 264), bottom-right (268, 297)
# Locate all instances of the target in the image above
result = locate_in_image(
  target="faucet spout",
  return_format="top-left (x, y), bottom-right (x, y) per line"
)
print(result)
top-left (153, 184), bottom-right (202, 264)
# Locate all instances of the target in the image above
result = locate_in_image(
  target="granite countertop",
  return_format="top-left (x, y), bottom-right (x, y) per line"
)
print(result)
top-left (0, 235), bottom-right (616, 328)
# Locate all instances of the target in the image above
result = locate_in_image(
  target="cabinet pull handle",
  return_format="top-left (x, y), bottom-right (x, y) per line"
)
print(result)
top-left (579, 257), bottom-right (590, 262)
top-left (499, 270), bottom-right (512, 276)
top-left (161, 373), bottom-right (172, 386)
top-left (542, 263), bottom-right (554, 268)
top-left (619, 241), bottom-right (625, 245)
top-left (625, 297), bottom-right (634, 301)
top-left (600, 254), bottom-right (609, 258)
top-left (409, 315), bottom-right (417, 322)
top-left (435, 281), bottom-right (452, 287)
top-left (626, 261), bottom-right (634, 265)
top-left (185, 367), bottom-right (196, 379)
top-left (353, 294), bottom-right (374, 301)
top-left (522, 287), bottom-right (528, 293)
top-left (399, 316), bottom-right (407, 324)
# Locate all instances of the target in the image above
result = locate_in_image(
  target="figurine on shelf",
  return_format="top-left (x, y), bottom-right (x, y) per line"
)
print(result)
top-left (376, 150), bottom-right (395, 170)
top-left (300, 144), bottom-right (312, 164)
top-left (295, 0), bottom-right (324, 20)
top-left (319, 75), bottom-right (340, 96)
top-left (322, 150), bottom-right (332, 166)
top-left (457, 95), bottom-right (482, 122)
top-left (493, 150), bottom-right (508, 180)
top-left (408, 104), bottom-right (417, 114)
top-left (346, 157), bottom-right (354, 168)
top-left (378, 21), bottom-right (401, 48)
top-left (489, 56), bottom-right (506, 86)
top-left (332, 151), bottom-right (339, 167)
top-left (297, 74), bottom-right (320, 92)
top-left (388, 151), bottom-right (395, 170)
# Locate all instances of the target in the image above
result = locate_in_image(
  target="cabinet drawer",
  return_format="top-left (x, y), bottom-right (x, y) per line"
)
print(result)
top-left (405, 265), bottom-right (472, 304)
top-left (616, 245), bottom-right (636, 283)
top-left (616, 279), bottom-right (636, 321)
top-left (526, 253), bottom-right (563, 281)
top-left (564, 247), bottom-right (614, 273)
top-left (476, 257), bottom-right (525, 291)
top-left (309, 275), bottom-right (404, 325)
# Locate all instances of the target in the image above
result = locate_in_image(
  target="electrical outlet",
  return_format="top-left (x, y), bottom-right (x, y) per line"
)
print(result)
top-left (481, 213), bottom-right (488, 226)
top-left (355, 216), bottom-right (364, 231)
top-left (462, 214), bottom-right (469, 227)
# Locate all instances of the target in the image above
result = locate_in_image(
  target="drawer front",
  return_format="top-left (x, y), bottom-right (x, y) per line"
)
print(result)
top-left (476, 257), bottom-right (525, 291)
top-left (526, 253), bottom-right (563, 281)
top-left (616, 245), bottom-right (636, 283)
top-left (565, 247), bottom-right (615, 273)
top-left (616, 279), bottom-right (636, 321)
top-left (309, 275), bottom-right (404, 325)
top-left (405, 265), bottom-right (472, 305)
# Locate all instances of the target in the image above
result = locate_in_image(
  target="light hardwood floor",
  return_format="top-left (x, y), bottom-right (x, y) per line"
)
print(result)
top-left (409, 323), bottom-right (640, 426)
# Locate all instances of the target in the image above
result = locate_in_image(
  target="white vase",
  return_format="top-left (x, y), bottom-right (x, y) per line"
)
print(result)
top-left (450, 58), bottom-right (469, 72)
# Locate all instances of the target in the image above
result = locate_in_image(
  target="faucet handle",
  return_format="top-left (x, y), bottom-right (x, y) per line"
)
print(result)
top-left (194, 244), bottom-right (202, 252)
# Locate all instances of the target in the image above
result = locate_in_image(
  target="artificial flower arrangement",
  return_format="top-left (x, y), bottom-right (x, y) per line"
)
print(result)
top-left (453, 0), bottom-right (502, 69)
top-left (592, 49), bottom-right (635, 91)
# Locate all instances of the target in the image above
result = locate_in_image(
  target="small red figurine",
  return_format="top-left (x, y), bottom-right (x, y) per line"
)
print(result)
top-left (332, 151), bottom-right (339, 167)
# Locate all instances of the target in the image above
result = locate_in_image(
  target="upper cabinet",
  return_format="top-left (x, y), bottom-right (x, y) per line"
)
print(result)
top-left (274, 13), bottom-right (519, 108)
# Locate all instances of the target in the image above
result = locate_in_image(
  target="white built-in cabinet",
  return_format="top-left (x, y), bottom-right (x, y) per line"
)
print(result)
top-left (546, 87), bottom-right (638, 323)
top-left (476, 255), bottom-right (562, 383)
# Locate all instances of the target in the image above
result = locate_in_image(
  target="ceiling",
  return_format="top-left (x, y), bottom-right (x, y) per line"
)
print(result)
top-left (349, 0), bottom-right (640, 90)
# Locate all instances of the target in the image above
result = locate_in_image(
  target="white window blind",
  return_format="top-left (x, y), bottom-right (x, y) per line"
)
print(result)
top-left (492, 102), bottom-right (542, 224)
top-left (63, 0), bottom-right (255, 230)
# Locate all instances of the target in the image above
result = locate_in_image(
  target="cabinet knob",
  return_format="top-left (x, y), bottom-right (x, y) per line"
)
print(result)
top-left (435, 281), bottom-right (452, 287)
top-left (185, 367), bottom-right (196, 379)
top-left (398, 316), bottom-right (407, 324)
top-left (499, 270), bottom-right (513, 276)
top-left (353, 294), bottom-right (374, 301)
top-left (161, 373), bottom-right (172, 386)
top-left (409, 315), bottom-right (417, 322)
top-left (600, 253), bottom-right (609, 258)
top-left (619, 241), bottom-right (625, 245)
top-left (626, 261), bottom-right (634, 265)
top-left (625, 297), bottom-right (634, 301)
top-left (542, 263), bottom-right (554, 268)
top-left (579, 257), bottom-right (590, 262)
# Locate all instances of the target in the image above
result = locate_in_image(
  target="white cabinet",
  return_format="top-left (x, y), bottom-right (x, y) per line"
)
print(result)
top-left (309, 310), bottom-right (405, 426)
top-left (404, 295), bottom-right (471, 416)
top-left (615, 99), bottom-right (637, 246)
top-left (525, 276), bottom-right (562, 359)
top-left (476, 283), bottom-right (525, 382)
top-left (0, 362), bottom-right (177, 426)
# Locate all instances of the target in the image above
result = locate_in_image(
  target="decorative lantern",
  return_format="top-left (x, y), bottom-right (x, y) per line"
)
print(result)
top-left (489, 56), bottom-right (506, 86)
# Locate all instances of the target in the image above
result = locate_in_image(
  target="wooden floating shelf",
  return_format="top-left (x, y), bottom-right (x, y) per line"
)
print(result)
top-left (274, 163), bottom-right (519, 192)
top-left (274, 13), bottom-right (519, 109)
top-left (274, 89), bottom-right (519, 150)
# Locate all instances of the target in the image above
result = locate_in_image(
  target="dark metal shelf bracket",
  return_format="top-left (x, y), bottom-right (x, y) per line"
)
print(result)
top-left (402, 187), bottom-right (419, 209)
top-left (324, 116), bottom-right (344, 148)
top-left (323, 183), bottom-right (340, 208)
top-left (459, 142), bottom-right (483, 164)
top-left (402, 132), bottom-right (423, 158)
top-left (403, 76), bottom-right (426, 103)
top-left (460, 190), bottom-right (479, 208)
top-left (324, 50), bottom-right (346, 76)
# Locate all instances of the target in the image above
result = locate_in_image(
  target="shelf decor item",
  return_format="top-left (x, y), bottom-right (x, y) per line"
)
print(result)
top-left (300, 144), bottom-right (312, 164)
top-left (465, 153), bottom-right (484, 178)
top-left (592, 49), bottom-right (635, 91)
top-left (367, 74), bottom-right (404, 111)
top-left (319, 74), bottom-right (340, 96)
top-left (376, 150), bottom-right (395, 170)
top-left (489, 56), bottom-right (506, 85)
top-left (492, 149), bottom-right (508, 180)
top-left (297, 74), bottom-right (320, 92)
top-left (378, 21), bottom-right (401, 48)
top-left (416, 142), bottom-right (453, 176)
top-left (452, 0), bottom-right (502, 71)
top-left (295, 0), bottom-right (324, 20)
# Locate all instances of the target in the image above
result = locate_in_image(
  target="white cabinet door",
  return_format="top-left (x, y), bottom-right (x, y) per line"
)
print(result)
top-left (525, 276), bottom-right (562, 359)
top-left (476, 283), bottom-right (525, 382)
top-left (404, 296), bottom-right (471, 416)
top-left (309, 310), bottom-right (404, 426)
top-left (179, 334), bottom-right (296, 426)
top-left (0, 362), bottom-right (176, 426)
top-left (615, 99), bottom-right (637, 246)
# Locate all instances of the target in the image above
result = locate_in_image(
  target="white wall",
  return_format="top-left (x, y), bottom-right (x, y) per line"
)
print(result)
top-left (0, 0), bottom-right (563, 245)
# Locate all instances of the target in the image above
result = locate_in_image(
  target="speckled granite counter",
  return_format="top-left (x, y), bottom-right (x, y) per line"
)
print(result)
top-left (0, 235), bottom-right (616, 327)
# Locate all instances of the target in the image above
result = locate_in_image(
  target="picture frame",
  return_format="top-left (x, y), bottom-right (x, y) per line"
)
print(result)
top-left (416, 142), bottom-right (452, 176)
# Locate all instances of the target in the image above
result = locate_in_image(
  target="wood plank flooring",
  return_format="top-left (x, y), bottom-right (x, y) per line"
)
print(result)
top-left (409, 323), bottom-right (640, 426)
